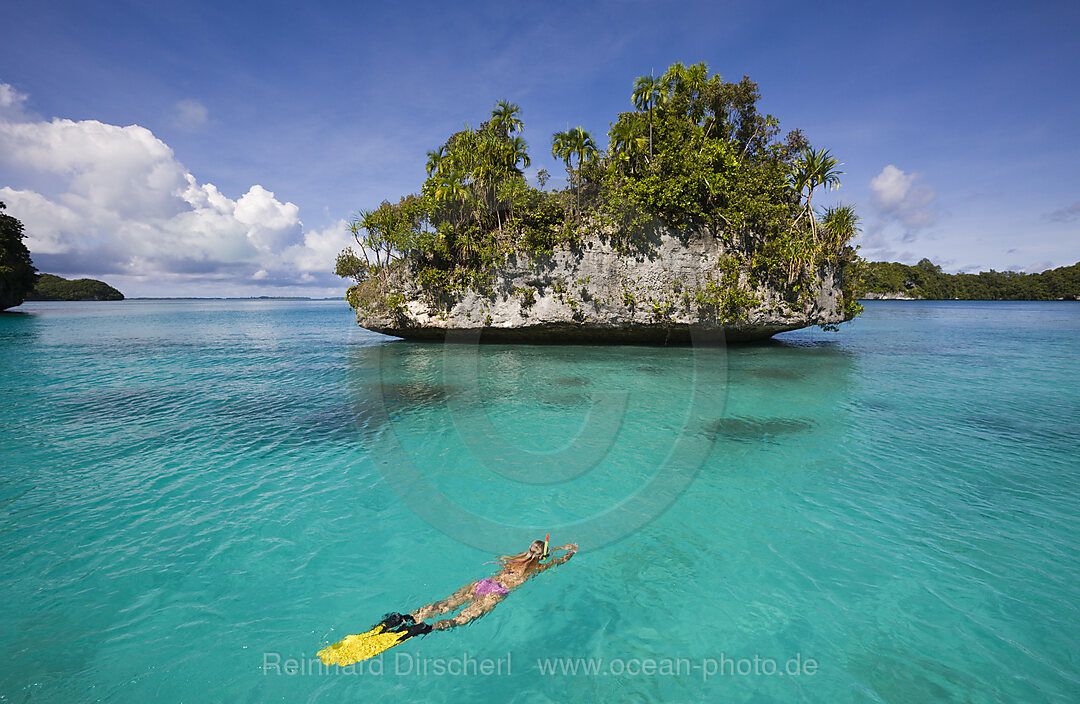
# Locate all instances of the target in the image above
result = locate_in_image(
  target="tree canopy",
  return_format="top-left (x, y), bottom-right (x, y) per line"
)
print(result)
top-left (0, 202), bottom-right (39, 310)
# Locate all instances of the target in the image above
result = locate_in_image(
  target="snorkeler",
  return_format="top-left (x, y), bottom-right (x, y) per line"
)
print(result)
top-left (318, 537), bottom-right (578, 665)
top-left (411, 537), bottom-right (578, 630)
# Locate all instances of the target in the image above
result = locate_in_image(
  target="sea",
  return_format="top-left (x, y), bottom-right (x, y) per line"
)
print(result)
top-left (1, 299), bottom-right (1077, 702)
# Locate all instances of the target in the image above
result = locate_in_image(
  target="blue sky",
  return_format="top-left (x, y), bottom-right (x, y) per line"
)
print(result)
top-left (1, 0), bottom-right (1077, 296)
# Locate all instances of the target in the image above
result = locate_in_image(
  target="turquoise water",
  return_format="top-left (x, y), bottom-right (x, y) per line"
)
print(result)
top-left (1, 300), bottom-right (1078, 702)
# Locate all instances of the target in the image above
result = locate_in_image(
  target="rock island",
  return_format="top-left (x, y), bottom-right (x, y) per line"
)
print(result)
top-left (336, 63), bottom-right (862, 343)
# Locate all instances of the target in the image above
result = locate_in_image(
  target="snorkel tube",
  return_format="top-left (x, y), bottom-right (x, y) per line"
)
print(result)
top-left (542, 534), bottom-right (550, 561)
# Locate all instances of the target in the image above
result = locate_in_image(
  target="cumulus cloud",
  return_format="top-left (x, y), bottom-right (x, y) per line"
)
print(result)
top-left (869, 164), bottom-right (937, 238)
top-left (282, 220), bottom-right (351, 274)
top-left (173, 99), bottom-right (208, 131)
top-left (1044, 200), bottom-right (1080, 223)
top-left (0, 85), bottom-right (352, 295)
top-left (0, 82), bottom-right (29, 118)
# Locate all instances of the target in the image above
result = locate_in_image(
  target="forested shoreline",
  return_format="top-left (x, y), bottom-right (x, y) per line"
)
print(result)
top-left (859, 259), bottom-right (1079, 301)
top-left (27, 274), bottom-right (124, 301)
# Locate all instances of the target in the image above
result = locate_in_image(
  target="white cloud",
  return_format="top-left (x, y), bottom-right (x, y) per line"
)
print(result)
top-left (234, 184), bottom-right (302, 252)
top-left (1, 118), bottom-right (189, 221)
top-left (173, 99), bottom-right (208, 131)
top-left (0, 82), bottom-right (29, 118)
top-left (281, 219), bottom-right (351, 273)
top-left (0, 187), bottom-right (82, 254)
top-left (869, 164), bottom-right (937, 234)
top-left (0, 88), bottom-right (352, 295)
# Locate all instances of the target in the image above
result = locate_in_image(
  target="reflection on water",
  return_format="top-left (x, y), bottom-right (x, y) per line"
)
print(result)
top-left (345, 339), bottom-right (736, 549)
top-left (712, 415), bottom-right (817, 441)
top-left (341, 336), bottom-right (859, 553)
top-left (344, 338), bottom-right (859, 454)
top-left (553, 375), bottom-right (590, 387)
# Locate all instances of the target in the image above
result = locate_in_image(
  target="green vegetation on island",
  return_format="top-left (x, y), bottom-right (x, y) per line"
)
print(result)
top-left (0, 201), bottom-right (39, 311)
top-left (335, 62), bottom-right (863, 323)
top-left (28, 274), bottom-right (125, 301)
top-left (860, 259), bottom-right (1080, 300)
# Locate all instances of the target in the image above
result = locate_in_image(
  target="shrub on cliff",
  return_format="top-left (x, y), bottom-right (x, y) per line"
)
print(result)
top-left (0, 202), bottom-right (39, 311)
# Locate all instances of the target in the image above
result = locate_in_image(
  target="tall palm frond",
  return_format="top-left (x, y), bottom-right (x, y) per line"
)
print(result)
top-left (790, 147), bottom-right (844, 241)
top-left (490, 100), bottom-right (523, 138)
top-left (632, 74), bottom-right (662, 158)
top-left (509, 136), bottom-right (530, 171)
top-left (425, 147), bottom-right (445, 177)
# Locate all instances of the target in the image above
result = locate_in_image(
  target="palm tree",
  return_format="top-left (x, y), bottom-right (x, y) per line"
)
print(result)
top-left (683, 62), bottom-right (709, 118)
top-left (490, 100), bottom-right (523, 139)
top-left (551, 130), bottom-right (574, 168)
top-left (552, 129), bottom-right (576, 217)
top-left (608, 119), bottom-right (644, 174)
top-left (568, 126), bottom-right (597, 173)
top-left (552, 127), bottom-right (597, 220)
top-left (503, 136), bottom-right (531, 220)
top-left (658, 61), bottom-right (711, 128)
top-left (661, 61), bottom-right (687, 101)
top-left (609, 120), bottom-right (633, 154)
top-left (433, 170), bottom-right (469, 228)
top-left (425, 146), bottom-right (445, 177)
top-left (451, 125), bottom-right (480, 176)
top-left (509, 136), bottom-right (530, 172)
top-left (820, 203), bottom-right (860, 254)
top-left (632, 74), bottom-right (662, 158)
top-left (790, 147), bottom-right (843, 241)
top-left (474, 135), bottom-right (503, 227)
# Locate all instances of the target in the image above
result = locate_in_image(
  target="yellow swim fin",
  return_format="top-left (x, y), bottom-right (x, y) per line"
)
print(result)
top-left (318, 616), bottom-right (433, 667)
top-left (318, 624), bottom-right (408, 666)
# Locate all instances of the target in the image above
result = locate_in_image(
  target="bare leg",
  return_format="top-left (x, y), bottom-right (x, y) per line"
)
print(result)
top-left (432, 592), bottom-right (506, 630)
top-left (410, 581), bottom-right (477, 622)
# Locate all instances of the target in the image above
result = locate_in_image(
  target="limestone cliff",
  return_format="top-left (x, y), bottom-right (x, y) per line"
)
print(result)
top-left (353, 228), bottom-right (853, 343)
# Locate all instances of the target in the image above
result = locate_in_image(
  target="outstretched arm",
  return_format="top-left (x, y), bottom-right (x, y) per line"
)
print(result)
top-left (537, 543), bottom-right (578, 573)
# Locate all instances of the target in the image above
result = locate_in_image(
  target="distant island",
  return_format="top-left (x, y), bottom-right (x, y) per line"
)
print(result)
top-left (860, 259), bottom-right (1079, 301)
top-left (129, 296), bottom-right (314, 301)
top-left (27, 274), bottom-right (124, 301)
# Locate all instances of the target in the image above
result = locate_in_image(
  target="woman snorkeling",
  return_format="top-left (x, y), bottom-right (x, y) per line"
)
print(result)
top-left (318, 537), bottom-right (578, 665)
top-left (411, 537), bottom-right (578, 631)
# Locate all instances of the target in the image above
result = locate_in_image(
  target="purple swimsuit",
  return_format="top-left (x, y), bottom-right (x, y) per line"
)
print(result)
top-left (475, 577), bottom-right (509, 595)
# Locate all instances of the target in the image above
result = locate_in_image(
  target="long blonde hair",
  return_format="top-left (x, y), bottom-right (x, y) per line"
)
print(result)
top-left (495, 539), bottom-right (546, 576)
